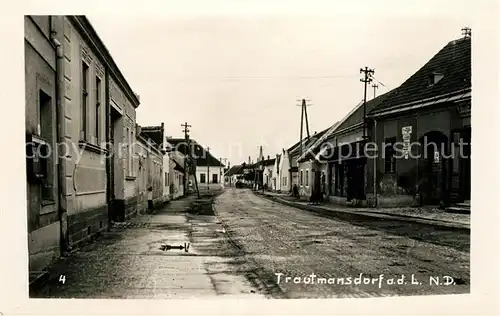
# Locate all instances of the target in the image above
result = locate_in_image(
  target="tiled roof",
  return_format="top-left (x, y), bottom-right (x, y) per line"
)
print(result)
top-left (225, 165), bottom-right (244, 176)
top-left (297, 92), bottom-right (394, 163)
top-left (370, 36), bottom-right (471, 114)
top-left (167, 138), bottom-right (224, 167)
top-left (173, 159), bottom-right (185, 172)
top-left (140, 125), bottom-right (164, 149)
top-left (337, 92), bottom-right (393, 131)
top-left (289, 127), bottom-right (329, 159)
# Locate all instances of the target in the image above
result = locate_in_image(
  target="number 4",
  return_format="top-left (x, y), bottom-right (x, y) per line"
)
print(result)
top-left (59, 275), bottom-right (66, 284)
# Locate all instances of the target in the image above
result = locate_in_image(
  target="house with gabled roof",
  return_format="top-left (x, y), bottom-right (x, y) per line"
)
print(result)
top-left (366, 32), bottom-right (471, 208)
top-left (271, 154), bottom-right (281, 191)
top-left (295, 128), bottom-right (330, 199)
top-left (224, 164), bottom-right (245, 186)
top-left (309, 93), bottom-right (395, 206)
top-left (166, 138), bottom-right (225, 188)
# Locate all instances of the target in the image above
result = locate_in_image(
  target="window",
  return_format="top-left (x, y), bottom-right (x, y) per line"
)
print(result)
top-left (81, 61), bottom-right (89, 140)
top-left (428, 72), bottom-right (444, 86)
top-left (212, 174), bottom-right (218, 183)
top-left (384, 137), bottom-right (397, 174)
top-left (300, 170), bottom-right (304, 186)
top-left (95, 76), bottom-right (101, 144)
top-left (305, 170), bottom-right (309, 187)
top-left (200, 173), bottom-right (206, 183)
top-left (39, 90), bottom-right (54, 202)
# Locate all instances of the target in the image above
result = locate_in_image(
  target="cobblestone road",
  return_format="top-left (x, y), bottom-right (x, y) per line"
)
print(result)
top-left (214, 188), bottom-right (470, 299)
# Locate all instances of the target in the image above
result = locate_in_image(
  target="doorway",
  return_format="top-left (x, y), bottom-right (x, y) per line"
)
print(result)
top-left (420, 131), bottom-right (448, 205)
top-left (109, 107), bottom-right (122, 222)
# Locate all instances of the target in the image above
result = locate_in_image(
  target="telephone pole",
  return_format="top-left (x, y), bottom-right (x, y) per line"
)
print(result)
top-left (181, 122), bottom-right (191, 196)
top-left (360, 67), bottom-right (374, 139)
top-left (372, 83), bottom-right (379, 99)
top-left (296, 99), bottom-right (312, 156)
top-left (181, 122), bottom-right (199, 197)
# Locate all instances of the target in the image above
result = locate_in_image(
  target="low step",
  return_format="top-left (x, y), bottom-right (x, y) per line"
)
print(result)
top-left (445, 206), bottom-right (471, 214)
top-left (456, 202), bottom-right (471, 208)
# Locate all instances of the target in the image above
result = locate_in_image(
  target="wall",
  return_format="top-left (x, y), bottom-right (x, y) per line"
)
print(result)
top-left (196, 166), bottom-right (223, 185)
top-left (63, 17), bottom-right (109, 245)
top-left (298, 161), bottom-right (313, 198)
top-left (279, 151), bottom-right (290, 192)
top-left (271, 158), bottom-right (280, 191)
top-left (169, 151), bottom-right (185, 199)
top-left (134, 137), bottom-right (163, 216)
top-left (162, 154), bottom-right (170, 201)
top-left (25, 16), bottom-right (60, 272)
top-left (263, 165), bottom-right (273, 187)
top-left (367, 106), bottom-right (459, 206)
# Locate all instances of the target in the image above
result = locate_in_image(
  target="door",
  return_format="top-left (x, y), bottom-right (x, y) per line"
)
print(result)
top-left (109, 108), bottom-right (121, 222)
top-left (421, 131), bottom-right (448, 205)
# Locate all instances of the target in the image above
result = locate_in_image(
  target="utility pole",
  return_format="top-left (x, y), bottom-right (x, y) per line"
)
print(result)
top-left (372, 83), bottom-right (379, 99)
top-left (181, 122), bottom-right (199, 197)
top-left (206, 146), bottom-right (210, 190)
top-left (181, 122), bottom-right (191, 196)
top-left (360, 67), bottom-right (374, 139)
top-left (296, 99), bottom-right (312, 156)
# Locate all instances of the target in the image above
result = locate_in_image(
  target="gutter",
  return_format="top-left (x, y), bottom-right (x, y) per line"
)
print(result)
top-left (369, 88), bottom-right (471, 118)
top-left (50, 16), bottom-right (69, 254)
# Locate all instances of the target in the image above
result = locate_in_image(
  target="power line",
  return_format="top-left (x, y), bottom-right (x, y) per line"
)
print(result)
top-left (371, 76), bottom-right (387, 88)
top-left (163, 75), bottom-right (361, 82)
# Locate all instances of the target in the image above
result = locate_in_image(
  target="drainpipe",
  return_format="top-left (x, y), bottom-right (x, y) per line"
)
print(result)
top-left (105, 59), bottom-right (111, 229)
top-left (50, 16), bottom-right (69, 254)
top-left (373, 118), bottom-right (378, 207)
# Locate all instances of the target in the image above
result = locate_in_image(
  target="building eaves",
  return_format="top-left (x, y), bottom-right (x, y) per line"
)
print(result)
top-left (70, 16), bottom-right (141, 108)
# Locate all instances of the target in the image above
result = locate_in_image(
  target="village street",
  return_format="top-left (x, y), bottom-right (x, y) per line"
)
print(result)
top-left (214, 188), bottom-right (470, 299)
top-left (31, 187), bottom-right (469, 299)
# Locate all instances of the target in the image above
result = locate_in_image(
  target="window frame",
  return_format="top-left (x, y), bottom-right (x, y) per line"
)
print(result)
top-left (81, 61), bottom-right (89, 141)
top-left (95, 75), bottom-right (101, 145)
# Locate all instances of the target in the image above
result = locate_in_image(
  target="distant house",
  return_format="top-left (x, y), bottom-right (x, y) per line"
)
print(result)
top-left (367, 34), bottom-right (471, 208)
top-left (263, 156), bottom-right (276, 189)
top-left (134, 126), bottom-right (164, 214)
top-left (166, 138), bottom-right (225, 188)
top-left (295, 129), bottom-right (330, 200)
top-left (271, 154), bottom-right (281, 191)
top-left (224, 164), bottom-right (244, 186)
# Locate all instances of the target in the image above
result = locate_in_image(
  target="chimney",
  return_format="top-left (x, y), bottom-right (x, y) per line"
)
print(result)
top-left (267, 155), bottom-right (270, 160)
top-left (248, 156), bottom-right (251, 164)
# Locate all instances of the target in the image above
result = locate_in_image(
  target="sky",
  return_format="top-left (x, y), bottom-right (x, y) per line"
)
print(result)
top-left (87, 0), bottom-right (471, 167)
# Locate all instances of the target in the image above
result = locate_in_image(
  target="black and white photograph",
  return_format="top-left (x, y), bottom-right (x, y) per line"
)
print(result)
top-left (1, 0), bottom-right (499, 315)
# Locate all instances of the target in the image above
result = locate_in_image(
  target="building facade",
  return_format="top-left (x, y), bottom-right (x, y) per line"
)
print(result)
top-left (25, 15), bottom-right (152, 277)
top-left (271, 154), bottom-right (281, 191)
top-left (366, 36), bottom-right (471, 208)
top-left (25, 15), bottom-right (61, 275)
